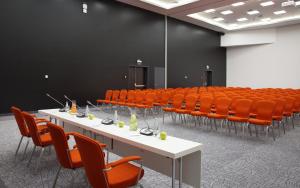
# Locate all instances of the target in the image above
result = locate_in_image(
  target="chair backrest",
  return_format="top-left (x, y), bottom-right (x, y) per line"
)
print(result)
top-left (184, 94), bottom-right (198, 111)
top-left (144, 93), bottom-right (156, 106)
top-left (47, 122), bottom-right (73, 169)
top-left (104, 90), bottom-right (113, 101)
top-left (215, 97), bottom-right (232, 115)
top-left (111, 90), bottom-right (120, 101)
top-left (118, 90), bottom-right (128, 102)
top-left (199, 96), bottom-right (214, 113)
top-left (11, 106), bottom-right (29, 137)
top-left (74, 133), bottom-right (107, 188)
top-left (135, 91), bottom-right (146, 104)
top-left (272, 99), bottom-right (285, 117)
top-left (127, 90), bottom-right (136, 103)
top-left (172, 94), bottom-right (184, 109)
top-left (255, 100), bottom-right (275, 121)
top-left (234, 99), bottom-right (253, 118)
top-left (160, 92), bottom-right (171, 105)
top-left (22, 112), bottom-right (43, 146)
top-left (283, 97), bottom-right (296, 113)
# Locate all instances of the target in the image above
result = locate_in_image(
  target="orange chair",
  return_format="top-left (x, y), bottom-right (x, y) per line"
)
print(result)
top-left (47, 122), bottom-right (84, 187)
top-left (23, 112), bottom-right (53, 170)
top-left (174, 94), bottom-right (198, 124)
top-left (191, 96), bottom-right (214, 126)
top-left (272, 99), bottom-right (286, 135)
top-left (248, 100), bottom-right (276, 140)
top-left (207, 97), bottom-right (232, 130)
top-left (227, 99), bottom-right (253, 135)
top-left (112, 89), bottom-right (127, 106)
top-left (119, 90), bottom-right (135, 107)
top-left (11, 106), bottom-right (49, 161)
top-left (135, 92), bottom-right (156, 118)
top-left (74, 133), bottom-right (144, 188)
top-left (162, 94), bottom-right (184, 123)
top-left (283, 97), bottom-right (296, 128)
top-left (97, 90), bottom-right (113, 106)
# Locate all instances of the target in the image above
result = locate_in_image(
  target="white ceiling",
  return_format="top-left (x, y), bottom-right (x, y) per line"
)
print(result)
top-left (117, 0), bottom-right (300, 32)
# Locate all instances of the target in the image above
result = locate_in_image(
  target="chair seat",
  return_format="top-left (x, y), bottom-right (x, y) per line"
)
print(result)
top-left (190, 111), bottom-right (208, 116)
top-left (272, 116), bottom-right (283, 121)
top-left (248, 118), bottom-right (271, 126)
top-left (283, 112), bottom-right (292, 117)
top-left (125, 103), bottom-right (136, 107)
top-left (249, 113), bottom-right (257, 118)
top-left (107, 163), bottom-right (144, 188)
top-left (228, 110), bottom-right (235, 115)
top-left (37, 125), bottom-right (49, 134)
top-left (227, 116), bottom-right (248, 122)
top-left (39, 133), bottom-right (53, 146)
top-left (69, 148), bottom-right (83, 168)
top-left (135, 104), bottom-right (152, 109)
top-left (207, 113), bottom-right (227, 119)
top-left (116, 102), bottom-right (126, 106)
top-left (175, 109), bottom-right (191, 114)
top-left (163, 107), bottom-right (175, 112)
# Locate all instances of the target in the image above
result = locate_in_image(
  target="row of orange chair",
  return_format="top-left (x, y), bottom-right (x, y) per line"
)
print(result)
top-left (11, 106), bottom-right (144, 188)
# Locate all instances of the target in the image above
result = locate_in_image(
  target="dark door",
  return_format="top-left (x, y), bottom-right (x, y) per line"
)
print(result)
top-left (202, 70), bottom-right (213, 86)
top-left (128, 66), bottom-right (149, 89)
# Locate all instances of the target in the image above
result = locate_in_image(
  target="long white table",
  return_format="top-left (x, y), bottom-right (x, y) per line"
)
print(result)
top-left (39, 109), bottom-right (202, 188)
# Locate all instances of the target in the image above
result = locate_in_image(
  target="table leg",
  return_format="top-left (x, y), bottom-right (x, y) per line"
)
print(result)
top-left (54, 118), bottom-right (57, 124)
top-left (62, 121), bottom-right (65, 128)
top-left (172, 158), bottom-right (176, 188)
top-left (179, 157), bottom-right (182, 188)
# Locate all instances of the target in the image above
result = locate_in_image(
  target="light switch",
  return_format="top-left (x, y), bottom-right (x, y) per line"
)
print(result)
top-left (45, 75), bottom-right (49, 79)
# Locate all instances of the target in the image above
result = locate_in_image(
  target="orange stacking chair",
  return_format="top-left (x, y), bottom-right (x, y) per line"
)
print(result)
top-left (119, 90), bottom-right (135, 107)
top-left (227, 99), bottom-right (253, 135)
top-left (135, 92), bottom-right (156, 118)
top-left (11, 106), bottom-right (49, 160)
top-left (207, 97), bottom-right (232, 130)
top-left (126, 91), bottom-right (145, 108)
top-left (228, 96), bottom-right (244, 115)
top-left (162, 94), bottom-right (184, 123)
top-left (191, 96), bottom-right (214, 126)
top-left (74, 133), bottom-right (144, 188)
top-left (47, 122), bottom-right (84, 187)
top-left (283, 97), bottom-right (296, 128)
top-left (107, 90), bottom-right (120, 106)
top-left (248, 100), bottom-right (276, 140)
top-left (174, 94), bottom-right (198, 124)
top-left (271, 98), bottom-right (286, 135)
top-left (22, 112), bottom-right (53, 171)
top-left (154, 92), bottom-right (170, 108)
top-left (249, 97), bottom-right (264, 117)
top-left (112, 89), bottom-right (127, 105)
top-left (97, 90), bottom-right (113, 106)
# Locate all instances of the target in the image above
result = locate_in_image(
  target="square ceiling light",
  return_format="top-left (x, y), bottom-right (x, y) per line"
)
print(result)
top-left (140, 0), bottom-right (199, 9)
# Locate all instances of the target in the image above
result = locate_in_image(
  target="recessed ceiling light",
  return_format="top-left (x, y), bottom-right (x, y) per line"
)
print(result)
top-left (247, 10), bottom-right (260, 15)
top-left (213, 17), bottom-right (224, 22)
top-left (140, 0), bottom-right (199, 9)
top-left (260, 1), bottom-right (275, 7)
top-left (204, 9), bottom-right (216, 13)
top-left (261, 18), bottom-right (271, 21)
top-left (295, 1), bottom-right (300, 6)
top-left (229, 23), bottom-right (238, 27)
top-left (237, 17), bottom-right (248, 22)
top-left (232, 2), bottom-right (245, 7)
top-left (274, 10), bottom-right (287, 15)
top-left (221, 10), bottom-right (233, 15)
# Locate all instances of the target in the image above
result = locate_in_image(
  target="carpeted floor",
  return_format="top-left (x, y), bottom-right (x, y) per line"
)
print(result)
top-left (1, 109), bottom-right (300, 188)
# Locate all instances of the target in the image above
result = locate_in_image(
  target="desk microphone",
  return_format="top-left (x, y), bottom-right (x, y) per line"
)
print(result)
top-left (87, 101), bottom-right (114, 125)
top-left (46, 93), bottom-right (66, 112)
top-left (64, 95), bottom-right (86, 118)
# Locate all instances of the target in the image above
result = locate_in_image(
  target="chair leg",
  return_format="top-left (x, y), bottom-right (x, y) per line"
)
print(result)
top-left (52, 166), bottom-right (62, 188)
top-left (27, 145), bottom-right (36, 167)
top-left (281, 121), bottom-right (286, 134)
top-left (22, 138), bottom-right (30, 160)
top-left (271, 125), bottom-right (275, 141)
top-left (14, 136), bottom-right (24, 161)
top-left (35, 148), bottom-right (45, 173)
top-left (291, 117), bottom-right (295, 129)
top-left (214, 119), bottom-right (217, 131)
top-left (247, 123), bottom-right (252, 136)
top-left (162, 112), bottom-right (165, 124)
top-left (234, 122), bottom-right (237, 135)
top-left (255, 125), bottom-right (258, 137)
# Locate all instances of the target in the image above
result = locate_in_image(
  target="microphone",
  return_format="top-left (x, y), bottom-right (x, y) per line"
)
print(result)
top-left (87, 100), bottom-right (114, 125)
top-left (64, 95), bottom-right (86, 118)
top-left (46, 93), bottom-right (66, 112)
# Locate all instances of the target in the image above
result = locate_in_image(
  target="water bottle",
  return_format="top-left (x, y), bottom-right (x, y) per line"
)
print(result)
top-left (85, 105), bottom-right (90, 116)
top-left (114, 110), bottom-right (118, 124)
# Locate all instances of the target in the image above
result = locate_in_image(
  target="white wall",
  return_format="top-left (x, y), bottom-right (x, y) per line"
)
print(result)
top-left (226, 24), bottom-right (300, 89)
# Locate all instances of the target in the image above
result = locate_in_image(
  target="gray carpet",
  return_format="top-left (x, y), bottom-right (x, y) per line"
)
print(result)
top-left (1, 109), bottom-right (300, 188)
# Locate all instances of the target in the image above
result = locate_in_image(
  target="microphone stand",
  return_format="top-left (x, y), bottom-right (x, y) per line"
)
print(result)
top-left (46, 93), bottom-right (66, 112)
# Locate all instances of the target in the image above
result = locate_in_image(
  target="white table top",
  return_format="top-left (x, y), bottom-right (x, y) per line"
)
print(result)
top-left (39, 109), bottom-right (202, 159)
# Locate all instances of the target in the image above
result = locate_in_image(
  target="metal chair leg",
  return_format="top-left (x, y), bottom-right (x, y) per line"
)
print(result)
top-left (271, 125), bottom-right (275, 141)
top-left (52, 166), bottom-right (62, 188)
top-left (22, 138), bottom-right (30, 160)
top-left (27, 145), bottom-right (36, 167)
top-left (35, 148), bottom-right (45, 173)
top-left (247, 123), bottom-right (252, 136)
top-left (15, 136), bottom-right (24, 161)
top-left (281, 121), bottom-right (286, 134)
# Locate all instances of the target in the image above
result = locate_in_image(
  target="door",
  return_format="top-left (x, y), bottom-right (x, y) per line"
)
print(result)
top-left (201, 70), bottom-right (213, 86)
top-left (128, 66), bottom-right (149, 89)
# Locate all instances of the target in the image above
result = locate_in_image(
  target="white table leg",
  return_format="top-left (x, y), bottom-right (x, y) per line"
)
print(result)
top-left (179, 157), bottom-right (182, 188)
top-left (172, 158), bottom-right (176, 188)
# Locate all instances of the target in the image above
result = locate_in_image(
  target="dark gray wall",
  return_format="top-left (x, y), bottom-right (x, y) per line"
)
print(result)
top-left (167, 17), bottom-right (226, 88)
top-left (0, 0), bottom-right (226, 114)
top-left (0, 0), bottom-right (165, 113)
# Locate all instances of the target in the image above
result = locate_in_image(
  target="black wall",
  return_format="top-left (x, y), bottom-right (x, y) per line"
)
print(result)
top-left (0, 0), bottom-right (226, 114)
top-left (167, 18), bottom-right (226, 88)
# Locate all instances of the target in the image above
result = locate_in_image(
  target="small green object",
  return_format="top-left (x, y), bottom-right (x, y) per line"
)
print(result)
top-left (129, 114), bottom-right (138, 131)
top-left (88, 114), bottom-right (95, 120)
top-left (118, 121), bottom-right (125, 128)
top-left (160, 131), bottom-right (167, 140)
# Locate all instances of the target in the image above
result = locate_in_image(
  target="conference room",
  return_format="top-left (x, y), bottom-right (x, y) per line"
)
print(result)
top-left (1, 0), bottom-right (300, 187)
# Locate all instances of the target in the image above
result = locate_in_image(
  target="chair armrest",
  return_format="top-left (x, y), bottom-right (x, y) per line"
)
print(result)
top-left (35, 119), bottom-right (50, 124)
top-left (108, 156), bottom-right (142, 168)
